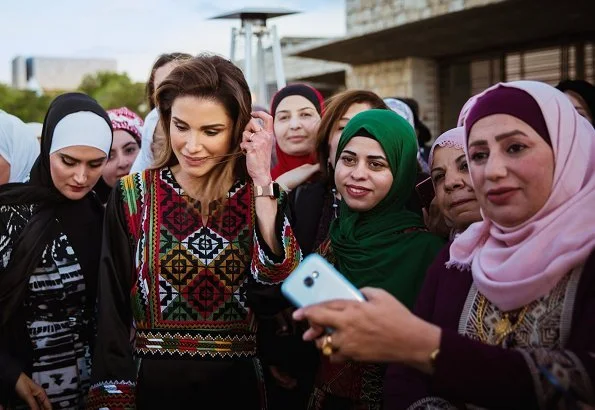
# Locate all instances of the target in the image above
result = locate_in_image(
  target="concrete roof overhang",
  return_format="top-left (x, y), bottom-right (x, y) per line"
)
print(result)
top-left (293, 0), bottom-right (595, 64)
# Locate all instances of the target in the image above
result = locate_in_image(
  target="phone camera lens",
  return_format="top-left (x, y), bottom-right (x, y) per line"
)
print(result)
top-left (304, 276), bottom-right (314, 287)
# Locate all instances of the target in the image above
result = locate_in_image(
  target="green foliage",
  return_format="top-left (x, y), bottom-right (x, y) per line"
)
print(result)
top-left (0, 71), bottom-right (147, 124)
top-left (0, 83), bottom-right (53, 122)
top-left (78, 71), bottom-right (148, 117)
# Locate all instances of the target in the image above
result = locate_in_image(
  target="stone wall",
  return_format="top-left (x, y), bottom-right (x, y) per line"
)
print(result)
top-left (346, 58), bottom-right (439, 137)
top-left (346, 0), bottom-right (506, 36)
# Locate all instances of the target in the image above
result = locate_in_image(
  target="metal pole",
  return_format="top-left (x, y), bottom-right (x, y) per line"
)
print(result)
top-left (256, 33), bottom-right (267, 106)
top-left (271, 25), bottom-right (286, 89)
top-left (244, 22), bottom-right (253, 93)
top-left (230, 27), bottom-right (237, 63)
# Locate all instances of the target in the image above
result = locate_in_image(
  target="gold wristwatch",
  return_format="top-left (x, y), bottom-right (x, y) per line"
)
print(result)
top-left (254, 182), bottom-right (280, 198)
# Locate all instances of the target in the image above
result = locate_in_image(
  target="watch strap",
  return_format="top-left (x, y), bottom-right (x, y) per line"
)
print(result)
top-left (254, 182), bottom-right (280, 198)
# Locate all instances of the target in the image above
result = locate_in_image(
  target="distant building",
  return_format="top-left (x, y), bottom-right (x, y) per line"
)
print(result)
top-left (11, 56), bottom-right (117, 92)
top-left (291, 0), bottom-right (595, 135)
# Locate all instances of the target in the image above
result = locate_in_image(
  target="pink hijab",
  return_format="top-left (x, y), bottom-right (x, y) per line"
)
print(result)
top-left (457, 94), bottom-right (479, 127)
top-left (448, 80), bottom-right (595, 311)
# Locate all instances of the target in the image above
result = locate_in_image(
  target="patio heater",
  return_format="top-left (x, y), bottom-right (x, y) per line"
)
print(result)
top-left (211, 7), bottom-right (298, 106)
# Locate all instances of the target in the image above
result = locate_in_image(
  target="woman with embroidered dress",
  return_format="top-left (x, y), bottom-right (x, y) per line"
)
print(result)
top-left (294, 81), bottom-right (595, 409)
top-left (88, 54), bottom-right (301, 409)
top-left (0, 93), bottom-right (113, 409)
top-left (307, 109), bottom-right (445, 409)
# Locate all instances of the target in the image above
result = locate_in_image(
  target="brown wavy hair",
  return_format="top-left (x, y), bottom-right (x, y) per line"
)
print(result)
top-left (146, 52), bottom-right (193, 110)
top-left (317, 90), bottom-right (387, 179)
top-left (154, 54), bottom-right (252, 211)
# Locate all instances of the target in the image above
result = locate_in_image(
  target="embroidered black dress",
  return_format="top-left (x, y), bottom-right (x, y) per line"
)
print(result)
top-left (88, 168), bottom-right (302, 409)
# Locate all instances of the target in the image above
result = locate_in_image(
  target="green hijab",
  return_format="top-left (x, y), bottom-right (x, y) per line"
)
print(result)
top-left (329, 109), bottom-right (444, 308)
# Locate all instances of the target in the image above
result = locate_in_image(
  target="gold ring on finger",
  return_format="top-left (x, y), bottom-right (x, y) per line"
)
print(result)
top-left (322, 334), bottom-right (336, 356)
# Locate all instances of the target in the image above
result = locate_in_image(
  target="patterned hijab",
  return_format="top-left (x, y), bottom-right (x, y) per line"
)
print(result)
top-left (107, 107), bottom-right (143, 145)
top-left (329, 109), bottom-right (444, 308)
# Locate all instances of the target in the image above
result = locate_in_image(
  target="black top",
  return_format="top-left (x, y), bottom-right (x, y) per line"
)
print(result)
top-left (0, 93), bottom-right (109, 401)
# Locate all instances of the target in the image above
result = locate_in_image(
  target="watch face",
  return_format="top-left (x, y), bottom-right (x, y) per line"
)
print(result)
top-left (273, 183), bottom-right (280, 198)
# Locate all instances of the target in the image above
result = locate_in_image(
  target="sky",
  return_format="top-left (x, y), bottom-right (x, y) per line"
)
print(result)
top-left (0, 0), bottom-right (346, 85)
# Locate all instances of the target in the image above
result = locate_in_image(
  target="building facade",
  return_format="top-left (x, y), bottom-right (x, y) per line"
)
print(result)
top-left (11, 56), bottom-right (117, 92)
top-left (291, 0), bottom-right (595, 136)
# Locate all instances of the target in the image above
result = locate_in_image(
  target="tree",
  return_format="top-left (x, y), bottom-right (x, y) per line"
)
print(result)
top-left (78, 72), bottom-right (148, 117)
top-left (0, 84), bottom-right (53, 122)
top-left (0, 71), bottom-right (147, 124)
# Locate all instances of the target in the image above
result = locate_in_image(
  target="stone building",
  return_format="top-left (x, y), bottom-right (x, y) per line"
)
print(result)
top-left (12, 56), bottom-right (117, 92)
top-left (289, 0), bottom-right (594, 135)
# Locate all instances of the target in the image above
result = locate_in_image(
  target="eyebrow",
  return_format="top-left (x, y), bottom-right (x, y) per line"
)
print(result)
top-left (468, 129), bottom-right (528, 148)
top-left (276, 107), bottom-right (315, 114)
top-left (61, 153), bottom-right (106, 163)
top-left (342, 150), bottom-right (387, 161)
top-left (455, 153), bottom-right (467, 163)
top-left (172, 116), bottom-right (226, 129)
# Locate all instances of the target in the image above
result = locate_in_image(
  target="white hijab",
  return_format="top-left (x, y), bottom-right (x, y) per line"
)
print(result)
top-left (0, 110), bottom-right (41, 183)
top-left (130, 108), bottom-right (159, 174)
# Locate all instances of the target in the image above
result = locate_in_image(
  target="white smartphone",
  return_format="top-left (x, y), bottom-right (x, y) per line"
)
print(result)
top-left (281, 254), bottom-right (365, 308)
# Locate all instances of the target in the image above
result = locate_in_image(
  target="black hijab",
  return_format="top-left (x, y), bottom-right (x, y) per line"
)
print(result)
top-left (0, 93), bottom-right (112, 325)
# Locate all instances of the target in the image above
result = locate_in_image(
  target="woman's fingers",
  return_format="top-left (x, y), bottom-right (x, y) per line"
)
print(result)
top-left (294, 299), bottom-right (350, 319)
top-left (31, 382), bottom-right (51, 410)
top-left (359, 287), bottom-right (390, 302)
top-left (302, 324), bottom-right (326, 341)
top-left (251, 111), bottom-right (274, 133)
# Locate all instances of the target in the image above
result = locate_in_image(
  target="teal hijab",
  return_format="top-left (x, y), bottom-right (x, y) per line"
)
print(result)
top-left (329, 109), bottom-right (444, 308)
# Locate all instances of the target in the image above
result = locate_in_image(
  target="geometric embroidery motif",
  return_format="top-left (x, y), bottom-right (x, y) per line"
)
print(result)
top-left (210, 186), bottom-right (249, 239)
top-left (182, 269), bottom-right (227, 319)
top-left (232, 279), bottom-right (249, 309)
top-left (120, 167), bottom-right (300, 361)
top-left (159, 278), bottom-right (179, 312)
top-left (212, 299), bottom-right (247, 322)
top-left (214, 247), bottom-right (248, 291)
top-left (460, 272), bottom-right (573, 349)
top-left (161, 292), bottom-right (199, 321)
top-left (160, 246), bottom-right (199, 288)
top-left (185, 227), bottom-right (228, 264)
top-left (160, 194), bottom-right (201, 242)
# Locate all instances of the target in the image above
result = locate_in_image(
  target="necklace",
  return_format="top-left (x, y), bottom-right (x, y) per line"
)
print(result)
top-left (476, 293), bottom-right (529, 345)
